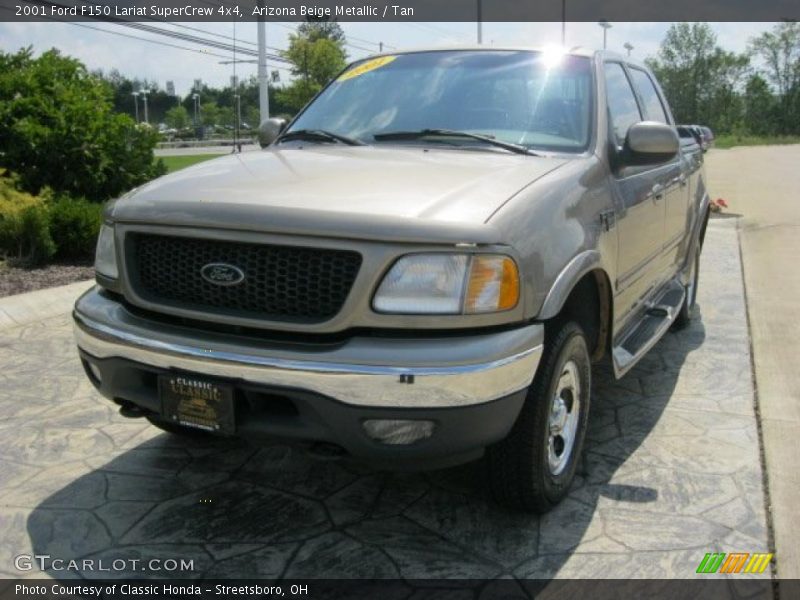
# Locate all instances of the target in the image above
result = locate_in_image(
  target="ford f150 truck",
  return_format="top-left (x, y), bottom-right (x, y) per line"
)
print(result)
top-left (73, 47), bottom-right (709, 512)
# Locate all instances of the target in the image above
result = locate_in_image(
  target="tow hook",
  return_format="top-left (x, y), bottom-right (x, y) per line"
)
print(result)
top-left (116, 400), bottom-right (147, 419)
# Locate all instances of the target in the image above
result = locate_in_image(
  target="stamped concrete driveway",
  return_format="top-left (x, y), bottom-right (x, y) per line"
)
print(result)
top-left (0, 219), bottom-right (770, 582)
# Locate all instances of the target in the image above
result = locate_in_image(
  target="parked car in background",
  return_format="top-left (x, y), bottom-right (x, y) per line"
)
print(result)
top-left (700, 126), bottom-right (715, 149)
top-left (678, 125), bottom-right (702, 147)
top-left (74, 48), bottom-right (710, 512)
top-left (677, 125), bottom-right (705, 174)
top-left (686, 125), bottom-right (712, 152)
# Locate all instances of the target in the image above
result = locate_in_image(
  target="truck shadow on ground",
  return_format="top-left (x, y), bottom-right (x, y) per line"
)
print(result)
top-left (27, 313), bottom-right (706, 583)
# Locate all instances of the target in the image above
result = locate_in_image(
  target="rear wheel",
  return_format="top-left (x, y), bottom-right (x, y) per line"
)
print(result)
top-left (673, 248), bottom-right (700, 330)
top-left (487, 321), bottom-right (591, 512)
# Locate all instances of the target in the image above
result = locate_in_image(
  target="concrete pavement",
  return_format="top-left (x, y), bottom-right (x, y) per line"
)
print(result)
top-left (0, 279), bottom-right (93, 330)
top-left (0, 219), bottom-right (771, 582)
top-left (705, 145), bottom-right (800, 580)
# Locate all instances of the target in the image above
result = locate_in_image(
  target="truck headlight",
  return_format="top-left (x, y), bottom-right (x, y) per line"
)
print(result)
top-left (373, 253), bottom-right (519, 315)
top-left (94, 224), bottom-right (118, 279)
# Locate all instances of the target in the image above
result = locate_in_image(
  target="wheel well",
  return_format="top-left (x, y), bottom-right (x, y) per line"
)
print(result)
top-left (549, 270), bottom-right (612, 362)
top-left (699, 206), bottom-right (710, 249)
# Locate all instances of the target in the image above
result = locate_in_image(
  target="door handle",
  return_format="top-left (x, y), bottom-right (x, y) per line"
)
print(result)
top-left (651, 184), bottom-right (665, 201)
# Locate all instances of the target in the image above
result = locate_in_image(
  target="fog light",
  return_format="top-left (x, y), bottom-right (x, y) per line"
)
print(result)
top-left (362, 419), bottom-right (436, 445)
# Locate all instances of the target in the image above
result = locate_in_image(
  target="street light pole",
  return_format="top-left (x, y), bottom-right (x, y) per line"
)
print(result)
top-left (192, 93), bottom-right (199, 127)
top-left (141, 90), bottom-right (149, 125)
top-left (561, 0), bottom-right (566, 45)
top-left (132, 92), bottom-right (139, 123)
top-left (598, 21), bottom-right (612, 50)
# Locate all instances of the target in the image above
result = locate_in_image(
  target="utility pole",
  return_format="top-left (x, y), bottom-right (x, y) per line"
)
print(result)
top-left (132, 92), bottom-right (139, 122)
top-left (477, 0), bottom-right (482, 44)
top-left (379, 41), bottom-right (383, 52)
top-left (561, 0), bottom-right (566, 45)
top-left (624, 42), bottom-right (634, 57)
top-left (256, 0), bottom-right (269, 124)
top-left (598, 20), bottom-right (612, 50)
top-left (234, 93), bottom-right (242, 151)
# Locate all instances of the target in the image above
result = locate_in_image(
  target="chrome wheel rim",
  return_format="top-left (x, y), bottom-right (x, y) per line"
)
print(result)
top-left (547, 360), bottom-right (581, 476)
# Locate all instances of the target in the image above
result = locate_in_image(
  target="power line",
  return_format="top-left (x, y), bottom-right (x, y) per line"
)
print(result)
top-left (0, 10), bottom-right (227, 62)
top-left (18, 0), bottom-right (394, 57)
top-left (403, 22), bottom-right (469, 41)
top-left (157, 22), bottom-right (393, 60)
top-left (273, 21), bottom-right (393, 54)
top-left (117, 21), bottom-right (290, 63)
top-left (160, 22), bottom-right (286, 56)
top-left (0, 9), bottom-right (295, 79)
top-left (15, 0), bottom-right (291, 63)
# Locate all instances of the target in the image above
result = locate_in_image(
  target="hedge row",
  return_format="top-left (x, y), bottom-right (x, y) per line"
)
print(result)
top-left (0, 170), bottom-right (104, 266)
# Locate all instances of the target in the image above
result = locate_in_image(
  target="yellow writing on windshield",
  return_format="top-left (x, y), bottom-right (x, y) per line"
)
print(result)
top-left (338, 56), bottom-right (397, 82)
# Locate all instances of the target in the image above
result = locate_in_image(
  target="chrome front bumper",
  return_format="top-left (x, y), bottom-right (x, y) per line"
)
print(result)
top-left (73, 287), bottom-right (543, 409)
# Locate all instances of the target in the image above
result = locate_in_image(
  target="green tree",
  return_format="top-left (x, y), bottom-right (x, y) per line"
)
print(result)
top-left (164, 105), bottom-right (190, 130)
top-left (200, 101), bottom-right (221, 127)
top-left (296, 21), bottom-right (346, 45)
top-left (276, 23), bottom-right (348, 112)
top-left (749, 22), bottom-right (800, 133)
top-left (743, 74), bottom-right (777, 136)
top-left (646, 23), bottom-right (749, 133)
top-left (0, 48), bottom-right (165, 202)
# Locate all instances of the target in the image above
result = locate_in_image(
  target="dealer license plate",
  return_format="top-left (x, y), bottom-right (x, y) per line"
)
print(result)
top-left (159, 374), bottom-right (235, 434)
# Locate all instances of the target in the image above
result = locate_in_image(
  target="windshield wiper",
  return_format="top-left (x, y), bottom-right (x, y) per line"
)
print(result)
top-left (373, 128), bottom-right (538, 156)
top-left (277, 129), bottom-right (365, 146)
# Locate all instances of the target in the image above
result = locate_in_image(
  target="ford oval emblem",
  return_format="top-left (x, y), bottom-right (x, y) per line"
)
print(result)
top-left (200, 263), bottom-right (246, 286)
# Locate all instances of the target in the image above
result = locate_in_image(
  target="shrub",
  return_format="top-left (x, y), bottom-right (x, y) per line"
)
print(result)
top-left (0, 171), bottom-right (55, 265)
top-left (48, 195), bottom-right (104, 260)
top-left (0, 47), bottom-right (166, 202)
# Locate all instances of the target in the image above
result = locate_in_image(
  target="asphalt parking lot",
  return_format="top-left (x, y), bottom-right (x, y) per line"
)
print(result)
top-left (0, 215), bottom-right (771, 584)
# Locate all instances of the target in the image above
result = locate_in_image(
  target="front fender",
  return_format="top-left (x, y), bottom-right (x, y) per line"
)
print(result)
top-left (537, 250), bottom-right (602, 320)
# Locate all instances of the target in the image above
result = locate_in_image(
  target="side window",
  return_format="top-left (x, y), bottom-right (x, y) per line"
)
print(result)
top-left (604, 63), bottom-right (641, 146)
top-left (629, 68), bottom-right (669, 124)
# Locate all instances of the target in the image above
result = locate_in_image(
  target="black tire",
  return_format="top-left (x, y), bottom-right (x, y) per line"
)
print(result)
top-left (146, 415), bottom-right (212, 438)
top-left (673, 248), bottom-right (700, 330)
top-left (487, 321), bottom-right (591, 513)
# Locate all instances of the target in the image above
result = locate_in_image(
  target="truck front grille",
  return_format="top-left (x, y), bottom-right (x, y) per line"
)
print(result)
top-left (127, 233), bottom-right (362, 323)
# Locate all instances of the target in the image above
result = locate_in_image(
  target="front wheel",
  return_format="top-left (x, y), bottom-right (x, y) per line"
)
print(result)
top-left (487, 321), bottom-right (591, 512)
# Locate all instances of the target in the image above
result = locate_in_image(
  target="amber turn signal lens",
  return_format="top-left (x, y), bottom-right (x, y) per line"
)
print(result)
top-left (464, 255), bottom-right (520, 314)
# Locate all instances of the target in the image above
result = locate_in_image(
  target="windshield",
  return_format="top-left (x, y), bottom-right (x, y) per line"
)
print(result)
top-left (287, 50), bottom-right (594, 153)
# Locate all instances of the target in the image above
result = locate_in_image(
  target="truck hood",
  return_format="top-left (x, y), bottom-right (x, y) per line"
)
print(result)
top-left (112, 145), bottom-right (568, 244)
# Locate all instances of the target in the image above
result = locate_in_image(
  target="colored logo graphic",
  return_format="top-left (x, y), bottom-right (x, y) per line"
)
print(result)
top-left (696, 552), bottom-right (773, 574)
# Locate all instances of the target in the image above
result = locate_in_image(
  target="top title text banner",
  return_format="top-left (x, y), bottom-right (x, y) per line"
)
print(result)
top-left (2, 0), bottom-right (798, 22)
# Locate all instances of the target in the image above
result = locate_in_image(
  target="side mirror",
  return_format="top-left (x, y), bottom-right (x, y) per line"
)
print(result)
top-left (621, 121), bottom-right (679, 166)
top-left (258, 117), bottom-right (288, 148)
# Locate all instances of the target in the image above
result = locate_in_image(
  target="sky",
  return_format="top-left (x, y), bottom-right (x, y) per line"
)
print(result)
top-left (0, 21), bottom-right (773, 95)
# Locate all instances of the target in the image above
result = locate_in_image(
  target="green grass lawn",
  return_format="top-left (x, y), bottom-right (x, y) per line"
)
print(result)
top-left (160, 154), bottom-right (225, 174)
top-left (714, 134), bottom-right (800, 149)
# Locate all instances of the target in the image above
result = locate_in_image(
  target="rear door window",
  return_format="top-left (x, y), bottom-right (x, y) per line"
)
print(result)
top-left (629, 68), bottom-right (669, 124)
top-left (604, 62), bottom-right (641, 146)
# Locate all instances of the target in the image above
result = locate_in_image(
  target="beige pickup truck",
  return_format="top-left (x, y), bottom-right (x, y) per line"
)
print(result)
top-left (74, 47), bottom-right (709, 512)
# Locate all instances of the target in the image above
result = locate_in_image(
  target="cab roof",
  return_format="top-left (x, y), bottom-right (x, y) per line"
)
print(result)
top-left (360, 46), bottom-right (649, 70)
